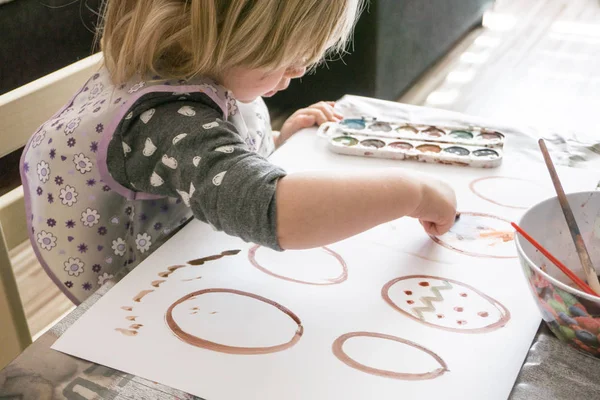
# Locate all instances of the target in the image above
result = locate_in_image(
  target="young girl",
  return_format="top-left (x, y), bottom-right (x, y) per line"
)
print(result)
top-left (21, 0), bottom-right (456, 304)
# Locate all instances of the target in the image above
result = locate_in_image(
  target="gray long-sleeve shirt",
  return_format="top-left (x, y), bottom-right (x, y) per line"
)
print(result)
top-left (107, 92), bottom-right (286, 250)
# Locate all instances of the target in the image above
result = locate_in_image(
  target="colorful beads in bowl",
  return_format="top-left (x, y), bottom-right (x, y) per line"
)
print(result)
top-left (516, 191), bottom-right (600, 358)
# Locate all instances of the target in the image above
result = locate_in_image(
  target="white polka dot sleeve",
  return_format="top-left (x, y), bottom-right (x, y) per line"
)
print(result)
top-left (106, 94), bottom-right (287, 250)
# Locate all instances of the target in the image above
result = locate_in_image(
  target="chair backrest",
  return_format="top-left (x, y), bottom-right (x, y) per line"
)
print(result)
top-left (0, 52), bottom-right (103, 369)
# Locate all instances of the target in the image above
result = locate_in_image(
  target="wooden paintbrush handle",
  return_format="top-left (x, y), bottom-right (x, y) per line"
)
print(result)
top-left (538, 139), bottom-right (600, 293)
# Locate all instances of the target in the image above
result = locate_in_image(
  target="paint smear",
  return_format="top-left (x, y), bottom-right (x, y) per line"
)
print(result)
top-left (158, 265), bottom-right (186, 278)
top-left (130, 324), bottom-right (143, 330)
top-left (133, 290), bottom-right (154, 302)
top-left (187, 249), bottom-right (241, 266)
top-left (115, 328), bottom-right (138, 336)
top-left (416, 144), bottom-right (442, 153)
top-left (121, 306), bottom-right (133, 311)
top-left (479, 230), bottom-right (515, 244)
top-left (182, 276), bottom-right (202, 282)
top-left (151, 280), bottom-right (166, 287)
top-left (126, 316), bottom-right (138, 321)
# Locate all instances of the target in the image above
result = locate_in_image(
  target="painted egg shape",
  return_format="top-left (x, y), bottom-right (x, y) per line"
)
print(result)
top-left (332, 331), bottom-right (448, 380)
top-left (248, 246), bottom-right (347, 285)
top-left (166, 289), bottom-right (303, 354)
top-left (382, 275), bottom-right (510, 333)
top-left (430, 212), bottom-right (516, 258)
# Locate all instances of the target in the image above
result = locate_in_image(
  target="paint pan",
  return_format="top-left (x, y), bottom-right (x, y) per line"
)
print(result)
top-left (396, 125), bottom-right (419, 135)
top-left (369, 121), bottom-right (393, 132)
top-left (473, 149), bottom-right (499, 158)
top-left (333, 136), bottom-right (359, 146)
top-left (416, 144), bottom-right (442, 153)
top-left (423, 127), bottom-right (445, 138)
top-left (340, 119), bottom-right (366, 130)
top-left (360, 139), bottom-right (386, 149)
top-left (389, 142), bottom-right (414, 151)
top-left (449, 130), bottom-right (474, 140)
top-left (319, 117), bottom-right (506, 149)
top-left (444, 146), bottom-right (470, 156)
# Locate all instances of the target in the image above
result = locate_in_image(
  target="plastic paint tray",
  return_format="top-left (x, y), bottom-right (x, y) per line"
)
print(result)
top-left (318, 118), bottom-right (505, 168)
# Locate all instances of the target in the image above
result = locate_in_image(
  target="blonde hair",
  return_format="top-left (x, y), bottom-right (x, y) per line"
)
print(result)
top-left (98, 0), bottom-right (365, 84)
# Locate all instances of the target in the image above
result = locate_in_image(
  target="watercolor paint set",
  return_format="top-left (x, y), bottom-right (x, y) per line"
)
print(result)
top-left (317, 117), bottom-right (506, 168)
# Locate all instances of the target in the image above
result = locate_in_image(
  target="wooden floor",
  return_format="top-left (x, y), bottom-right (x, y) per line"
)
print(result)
top-left (9, 0), bottom-right (600, 341)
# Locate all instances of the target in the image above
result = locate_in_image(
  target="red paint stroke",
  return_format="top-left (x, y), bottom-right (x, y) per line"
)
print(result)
top-left (419, 281), bottom-right (430, 287)
top-left (115, 328), bottom-right (138, 336)
top-left (470, 176), bottom-right (539, 209)
top-left (133, 290), bottom-right (154, 302)
top-left (407, 300), bottom-right (414, 305)
top-left (478, 312), bottom-right (489, 318)
top-left (437, 314), bottom-right (444, 319)
top-left (152, 280), bottom-right (166, 288)
top-left (248, 245), bottom-right (348, 286)
top-left (429, 212), bottom-right (517, 259)
top-left (457, 320), bottom-right (467, 325)
top-left (460, 293), bottom-right (468, 297)
top-left (454, 307), bottom-right (464, 312)
top-left (332, 332), bottom-right (448, 381)
top-left (187, 250), bottom-right (241, 266)
top-left (165, 288), bottom-right (303, 355)
top-left (405, 290), bottom-right (413, 296)
top-left (382, 275), bottom-right (511, 334)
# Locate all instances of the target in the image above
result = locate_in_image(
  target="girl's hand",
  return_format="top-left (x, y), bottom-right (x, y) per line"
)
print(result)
top-left (277, 101), bottom-right (343, 146)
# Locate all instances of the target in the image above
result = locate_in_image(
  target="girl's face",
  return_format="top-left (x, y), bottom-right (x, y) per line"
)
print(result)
top-left (221, 63), bottom-right (307, 103)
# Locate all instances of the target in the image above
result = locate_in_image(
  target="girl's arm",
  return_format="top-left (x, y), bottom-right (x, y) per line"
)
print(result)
top-left (276, 169), bottom-right (456, 249)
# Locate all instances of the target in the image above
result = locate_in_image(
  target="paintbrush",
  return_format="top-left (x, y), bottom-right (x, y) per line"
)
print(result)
top-left (512, 222), bottom-right (598, 297)
top-left (538, 139), bottom-right (600, 294)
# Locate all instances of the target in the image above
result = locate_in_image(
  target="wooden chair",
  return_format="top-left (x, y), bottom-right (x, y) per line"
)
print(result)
top-left (0, 53), bottom-right (103, 369)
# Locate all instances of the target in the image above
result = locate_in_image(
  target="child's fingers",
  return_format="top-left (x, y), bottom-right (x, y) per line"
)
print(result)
top-left (310, 102), bottom-right (336, 121)
top-left (420, 219), bottom-right (452, 236)
top-left (300, 108), bottom-right (329, 125)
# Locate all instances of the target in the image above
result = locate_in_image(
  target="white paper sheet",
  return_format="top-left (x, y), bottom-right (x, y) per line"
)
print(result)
top-left (53, 111), bottom-right (599, 400)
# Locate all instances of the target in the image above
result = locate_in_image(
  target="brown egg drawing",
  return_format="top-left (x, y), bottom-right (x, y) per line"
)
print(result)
top-left (165, 288), bottom-right (303, 355)
top-left (332, 331), bottom-right (448, 380)
top-left (382, 275), bottom-right (510, 334)
top-left (430, 212), bottom-right (517, 258)
top-left (470, 176), bottom-right (552, 210)
top-left (248, 245), bottom-right (348, 285)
